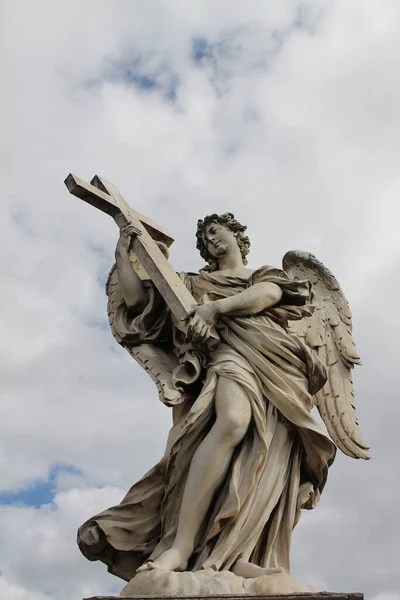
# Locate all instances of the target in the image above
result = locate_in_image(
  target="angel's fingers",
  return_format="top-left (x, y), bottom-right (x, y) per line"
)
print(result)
top-left (191, 326), bottom-right (201, 343)
top-left (193, 326), bottom-right (204, 344)
top-left (125, 225), bottom-right (141, 236)
top-left (203, 323), bottom-right (211, 335)
top-left (187, 321), bottom-right (196, 339)
top-left (203, 326), bottom-right (212, 341)
top-left (194, 320), bottom-right (207, 342)
top-left (197, 325), bottom-right (209, 344)
top-left (201, 325), bottom-right (213, 343)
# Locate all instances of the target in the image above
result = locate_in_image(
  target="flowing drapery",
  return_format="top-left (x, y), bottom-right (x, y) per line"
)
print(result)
top-left (77, 266), bottom-right (336, 581)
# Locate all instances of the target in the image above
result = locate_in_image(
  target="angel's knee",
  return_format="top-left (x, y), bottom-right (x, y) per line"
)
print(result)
top-left (214, 378), bottom-right (251, 445)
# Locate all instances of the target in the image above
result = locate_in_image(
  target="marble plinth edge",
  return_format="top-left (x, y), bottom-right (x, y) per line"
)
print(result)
top-left (84, 594), bottom-right (364, 600)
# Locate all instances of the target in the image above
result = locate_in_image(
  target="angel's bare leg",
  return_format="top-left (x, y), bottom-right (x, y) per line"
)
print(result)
top-left (137, 376), bottom-right (251, 572)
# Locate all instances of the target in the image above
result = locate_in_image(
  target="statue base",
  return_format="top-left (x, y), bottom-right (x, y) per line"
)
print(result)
top-left (120, 569), bottom-right (318, 596)
top-left (83, 569), bottom-right (363, 598)
top-left (85, 594), bottom-right (363, 600)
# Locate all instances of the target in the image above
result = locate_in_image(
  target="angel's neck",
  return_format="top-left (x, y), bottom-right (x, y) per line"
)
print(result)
top-left (217, 248), bottom-right (243, 271)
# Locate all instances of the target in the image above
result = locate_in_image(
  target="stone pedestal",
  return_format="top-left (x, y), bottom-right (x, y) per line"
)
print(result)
top-left (85, 594), bottom-right (363, 600)
top-left (89, 569), bottom-right (364, 598)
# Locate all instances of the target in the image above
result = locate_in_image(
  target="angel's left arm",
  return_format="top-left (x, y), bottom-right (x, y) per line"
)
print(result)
top-left (214, 282), bottom-right (282, 318)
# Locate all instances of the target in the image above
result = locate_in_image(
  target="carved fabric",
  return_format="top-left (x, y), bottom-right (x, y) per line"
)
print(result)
top-left (77, 266), bottom-right (336, 581)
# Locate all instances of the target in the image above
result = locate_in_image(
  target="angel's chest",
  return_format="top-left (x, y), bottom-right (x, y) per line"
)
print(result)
top-left (190, 278), bottom-right (246, 302)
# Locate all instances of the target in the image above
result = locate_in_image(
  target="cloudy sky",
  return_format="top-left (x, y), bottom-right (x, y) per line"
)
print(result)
top-left (1, 1), bottom-right (399, 599)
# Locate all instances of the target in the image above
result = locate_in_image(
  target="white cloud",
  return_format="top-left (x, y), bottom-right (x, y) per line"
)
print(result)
top-left (0, 488), bottom-right (124, 600)
top-left (0, 578), bottom-right (48, 600)
top-left (372, 594), bottom-right (400, 600)
top-left (1, 0), bottom-right (399, 598)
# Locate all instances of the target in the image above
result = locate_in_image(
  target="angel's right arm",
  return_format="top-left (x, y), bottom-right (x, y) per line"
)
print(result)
top-left (115, 226), bottom-right (149, 311)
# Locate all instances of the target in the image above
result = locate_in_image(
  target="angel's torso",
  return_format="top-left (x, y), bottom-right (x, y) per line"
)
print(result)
top-left (184, 267), bottom-right (256, 303)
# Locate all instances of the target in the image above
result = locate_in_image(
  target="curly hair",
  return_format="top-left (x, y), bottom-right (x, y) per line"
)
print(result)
top-left (196, 212), bottom-right (251, 271)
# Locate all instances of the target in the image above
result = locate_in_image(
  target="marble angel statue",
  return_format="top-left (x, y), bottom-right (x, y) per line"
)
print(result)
top-left (77, 212), bottom-right (370, 587)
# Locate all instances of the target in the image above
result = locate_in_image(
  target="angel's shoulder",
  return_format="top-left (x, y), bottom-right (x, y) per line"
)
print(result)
top-left (250, 265), bottom-right (288, 282)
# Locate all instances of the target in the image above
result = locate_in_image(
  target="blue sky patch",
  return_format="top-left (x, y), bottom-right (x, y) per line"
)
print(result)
top-left (84, 53), bottom-right (179, 102)
top-left (0, 465), bottom-right (82, 508)
top-left (192, 37), bottom-right (213, 63)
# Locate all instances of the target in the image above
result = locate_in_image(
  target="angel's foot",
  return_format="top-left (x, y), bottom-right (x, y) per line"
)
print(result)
top-left (232, 556), bottom-right (285, 579)
top-left (137, 548), bottom-right (188, 573)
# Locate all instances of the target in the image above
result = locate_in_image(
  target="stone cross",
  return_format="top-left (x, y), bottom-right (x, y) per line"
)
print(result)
top-left (64, 174), bottom-right (198, 324)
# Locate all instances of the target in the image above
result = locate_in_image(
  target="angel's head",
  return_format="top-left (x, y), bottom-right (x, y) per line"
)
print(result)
top-left (196, 212), bottom-right (250, 271)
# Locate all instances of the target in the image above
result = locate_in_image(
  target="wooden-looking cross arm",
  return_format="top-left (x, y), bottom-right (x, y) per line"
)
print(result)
top-left (64, 173), bottom-right (174, 247)
top-left (64, 174), bottom-right (199, 325)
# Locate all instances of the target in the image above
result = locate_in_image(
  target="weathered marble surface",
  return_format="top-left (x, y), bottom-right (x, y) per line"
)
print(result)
top-left (65, 175), bottom-right (370, 596)
top-left (85, 593), bottom-right (363, 600)
top-left (120, 568), bottom-right (319, 595)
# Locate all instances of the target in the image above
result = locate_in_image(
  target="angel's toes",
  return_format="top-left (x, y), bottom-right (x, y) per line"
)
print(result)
top-left (263, 567), bottom-right (285, 575)
top-left (136, 561), bottom-right (153, 573)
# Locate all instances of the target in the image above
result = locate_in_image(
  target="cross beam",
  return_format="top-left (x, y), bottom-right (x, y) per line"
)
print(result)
top-left (64, 174), bottom-right (198, 324)
top-left (64, 174), bottom-right (174, 247)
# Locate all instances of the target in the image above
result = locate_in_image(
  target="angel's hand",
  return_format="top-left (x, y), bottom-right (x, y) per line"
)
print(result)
top-left (116, 224), bottom-right (141, 255)
top-left (185, 302), bottom-right (220, 344)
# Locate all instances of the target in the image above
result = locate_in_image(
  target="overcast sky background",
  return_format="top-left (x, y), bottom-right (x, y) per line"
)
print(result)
top-left (1, 1), bottom-right (399, 599)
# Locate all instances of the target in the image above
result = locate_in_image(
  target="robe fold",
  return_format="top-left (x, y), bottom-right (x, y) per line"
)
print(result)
top-left (77, 266), bottom-right (336, 581)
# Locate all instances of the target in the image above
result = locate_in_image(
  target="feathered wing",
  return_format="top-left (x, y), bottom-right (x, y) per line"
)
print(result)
top-left (106, 262), bottom-right (182, 407)
top-left (282, 250), bottom-right (371, 460)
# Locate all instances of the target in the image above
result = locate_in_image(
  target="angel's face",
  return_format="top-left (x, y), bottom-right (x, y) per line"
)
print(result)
top-left (202, 222), bottom-right (238, 259)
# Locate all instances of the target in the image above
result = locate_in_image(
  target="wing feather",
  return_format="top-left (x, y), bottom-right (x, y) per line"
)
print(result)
top-left (283, 250), bottom-right (370, 460)
top-left (106, 261), bottom-right (182, 407)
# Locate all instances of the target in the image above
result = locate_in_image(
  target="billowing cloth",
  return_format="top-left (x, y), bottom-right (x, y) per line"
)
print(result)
top-left (77, 266), bottom-right (336, 581)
